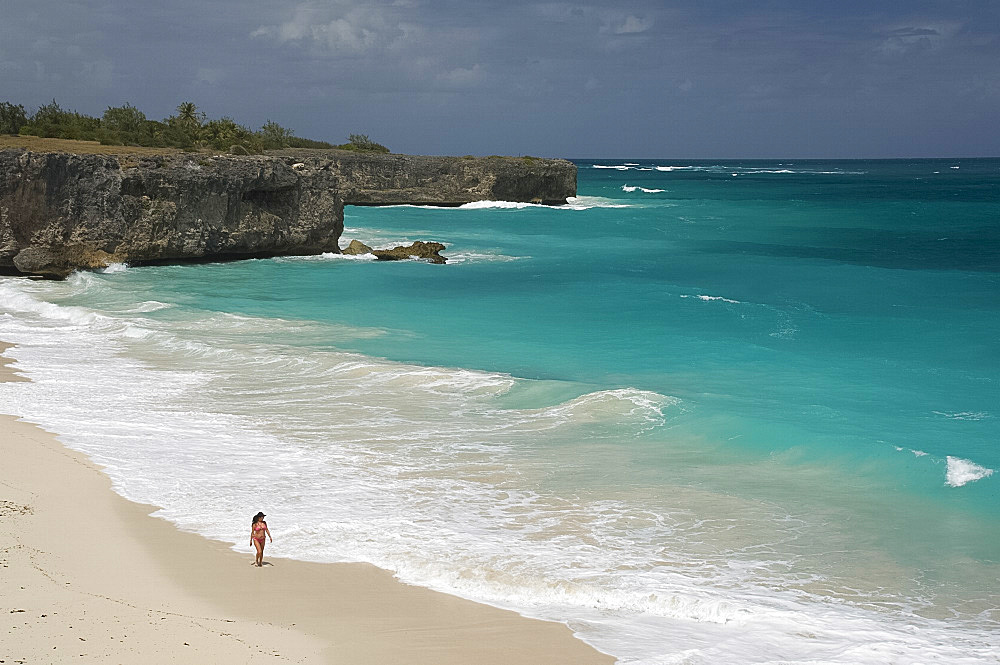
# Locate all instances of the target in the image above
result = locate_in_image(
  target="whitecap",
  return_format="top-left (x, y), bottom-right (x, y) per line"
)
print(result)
top-left (622, 185), bottom-right (666, 194)
top-left (98, 262), bottom-right (129, 273)
top-left (126, 301), bottom-right (176, 313)
top-left (945, 457), bottom-right (995, 487)
top-left (681, 294), bottom-right (741, 304)
top-left (933, 411), bottom-right (992, 421)
top-left (276, 252), bottom-right (377, 262)
top-left (447, 252), bottom-right (524, 264)
top-left (563, 196), bottom-right (631, 210)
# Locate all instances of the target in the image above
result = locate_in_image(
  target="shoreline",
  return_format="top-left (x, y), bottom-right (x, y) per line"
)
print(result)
top-left (1, 341), bottom-right (614, 664)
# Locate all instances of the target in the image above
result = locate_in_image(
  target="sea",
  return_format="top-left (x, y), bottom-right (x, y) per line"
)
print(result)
top-left (1, 158), bottom-right (998, 664)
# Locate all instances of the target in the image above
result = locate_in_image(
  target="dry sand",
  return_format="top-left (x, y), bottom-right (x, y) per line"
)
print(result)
top-left (1, 341), bottom-right (614, 664)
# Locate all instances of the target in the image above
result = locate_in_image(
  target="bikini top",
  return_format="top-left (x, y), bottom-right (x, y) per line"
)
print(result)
top-left (253, 521), bottom-right (266, 534)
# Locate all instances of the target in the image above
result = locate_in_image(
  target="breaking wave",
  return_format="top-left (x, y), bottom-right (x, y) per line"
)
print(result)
top-left (945, 456), bottom-right (995, 487)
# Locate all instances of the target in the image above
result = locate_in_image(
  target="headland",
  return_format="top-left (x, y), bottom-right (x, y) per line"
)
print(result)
top-left (0, 136), bottom-right (576, 278)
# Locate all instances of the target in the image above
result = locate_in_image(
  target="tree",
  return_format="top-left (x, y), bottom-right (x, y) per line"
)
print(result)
top-left (102, 103), bottom-right (147, 137)
top-left (175, 101), bottom-right (204, 128)
top-left (31, 99), bottom-right (67, 126)
top-left (0, 102), bottom-right (27, 134)
top-left (257, 120), bottom-right (294, 149)
top-left (200, 116), bottom-right (255, 151)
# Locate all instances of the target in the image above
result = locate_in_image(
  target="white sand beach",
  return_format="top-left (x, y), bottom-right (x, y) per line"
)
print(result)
top-left (1, 341), bottom-right (613, 664)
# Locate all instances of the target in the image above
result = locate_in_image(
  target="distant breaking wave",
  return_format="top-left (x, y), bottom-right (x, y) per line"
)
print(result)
top-left (591, 164), bottom-right (866, 175)
top-left (622, 185), bottom-right (666, 194)
top-left (377, 199), bottom-right (630, 211)
top-left (459, 198), bottom-right (632, 210)
top-left (681, 294), bottom-right (741, 304)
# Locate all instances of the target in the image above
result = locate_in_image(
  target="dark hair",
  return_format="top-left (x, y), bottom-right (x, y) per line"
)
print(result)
top-left (252, 511), bottom-right (265, 525)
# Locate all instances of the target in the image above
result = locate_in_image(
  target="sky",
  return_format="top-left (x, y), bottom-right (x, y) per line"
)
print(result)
top-left (2, 1), bottom-right (999, 158)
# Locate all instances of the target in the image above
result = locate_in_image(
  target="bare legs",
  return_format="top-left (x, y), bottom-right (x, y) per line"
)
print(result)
top-left (253, 538), bottom-right (265, 566)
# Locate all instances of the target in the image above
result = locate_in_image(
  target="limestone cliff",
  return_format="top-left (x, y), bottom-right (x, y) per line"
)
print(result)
top-left (283, 150), bottom-right (576, 206)
top-left (0, 148), bottom-right (576, 278)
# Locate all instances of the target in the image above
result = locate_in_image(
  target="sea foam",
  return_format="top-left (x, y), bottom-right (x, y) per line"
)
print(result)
top-left (945, 456), bottom-right (995, 487)
top-left (622, 185), bottom-right (666, 193)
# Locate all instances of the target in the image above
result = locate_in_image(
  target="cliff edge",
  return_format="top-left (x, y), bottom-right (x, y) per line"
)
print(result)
top-left (0, 145), bottom-right (576, 278)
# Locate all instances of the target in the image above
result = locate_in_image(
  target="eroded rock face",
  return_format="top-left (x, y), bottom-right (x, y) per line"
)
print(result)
top-left (275, 150), bottom-right (576, 207)
top-left (0, 148), bottom-right (575, 277)
top-left (0, 151), bottom-right (342, 278)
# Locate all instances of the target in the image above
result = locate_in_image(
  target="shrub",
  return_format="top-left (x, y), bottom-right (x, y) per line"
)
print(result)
top-left (256, 120), bottom-right (294, 150)
top-left (339, 133), bottom-right (389, 153)
top-left (286, 136), bottom-right (336, 149)
top-left (20, 100), bottom-right (101, 141)
top-left (3, 98), bottom-right (344, 153)
top-left (0, 102), bottom-right (27, 135)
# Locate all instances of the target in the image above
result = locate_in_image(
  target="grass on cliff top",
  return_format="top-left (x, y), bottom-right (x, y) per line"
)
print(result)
top-left (0, 136), bottom-right (559, 165)
top-left (0, 135), bottom-right (185, 156)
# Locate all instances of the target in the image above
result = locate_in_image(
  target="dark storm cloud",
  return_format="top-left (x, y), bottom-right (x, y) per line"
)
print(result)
top-left (2, 1), bottom-right (998, 157)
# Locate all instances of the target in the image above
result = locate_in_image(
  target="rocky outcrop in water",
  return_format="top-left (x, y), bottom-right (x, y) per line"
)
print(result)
top-left (341, 239), bottom-right (449, 264)
top-left (0, 148), bottom-right (575, 278)
top-left (373, 241), bottom-right (447, 264)
top-left (341, 239), bottom-right (374, 255)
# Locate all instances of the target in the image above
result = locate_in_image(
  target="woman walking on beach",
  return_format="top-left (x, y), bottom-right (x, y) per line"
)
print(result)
top-left (251, 512), bottom-right (272, 567)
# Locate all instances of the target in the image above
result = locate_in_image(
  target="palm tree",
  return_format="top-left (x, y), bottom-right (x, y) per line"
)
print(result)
top-left (176, 102), bottom-right (203, 128)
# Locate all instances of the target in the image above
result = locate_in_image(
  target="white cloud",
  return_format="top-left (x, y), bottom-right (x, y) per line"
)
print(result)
top-left (615, 15), bottom-right (653, 35)
top-left (877, 22), bottom-right (961, 56)
top-left (251, 1), bottom-right (404, 54)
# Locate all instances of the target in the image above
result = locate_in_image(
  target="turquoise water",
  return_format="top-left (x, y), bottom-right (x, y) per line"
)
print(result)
top-left (1, 158), bottom-right (998, 663)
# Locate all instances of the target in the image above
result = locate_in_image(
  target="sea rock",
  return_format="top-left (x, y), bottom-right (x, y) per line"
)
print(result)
top-left (372, 241), bottom-right (447, 264)
top-left (342, 239), bottom-right (374, 255)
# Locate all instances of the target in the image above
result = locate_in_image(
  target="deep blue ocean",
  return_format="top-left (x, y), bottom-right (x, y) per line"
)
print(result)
top-left (1, 158), bottom-right (997, 663)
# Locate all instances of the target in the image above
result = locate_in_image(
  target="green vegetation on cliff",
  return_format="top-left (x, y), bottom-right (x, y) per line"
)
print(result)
top-left (1, 99), bottom-right (389, 154)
